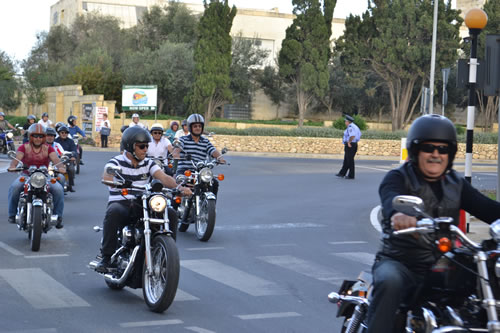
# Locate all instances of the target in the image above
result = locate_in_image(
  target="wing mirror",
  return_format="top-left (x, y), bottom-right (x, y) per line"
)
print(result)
top-left (106, 165), bottom-right (122, 176)
top-left (391, 195), bottom-right (425, 217)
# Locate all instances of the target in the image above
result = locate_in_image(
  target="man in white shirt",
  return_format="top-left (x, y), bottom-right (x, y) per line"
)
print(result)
top-left (174, 119), bottom-right (190, 139)
top-left (38, 112), bottom-right (53, 128)
top-left (147, 123), bottom-right (173, 158)
top-left (128, 113), bottom-right (146, 129)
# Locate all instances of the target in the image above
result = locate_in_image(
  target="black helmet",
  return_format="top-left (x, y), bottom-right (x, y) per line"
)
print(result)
top-left (407, 114), bottom-right (457, 170)
top-left (121, 126), bottom-right (152, 154)
top-left (181, 119), bottom-right (188, 126)
top-left (55, 122), bottom-right (66, 132)
top-left (187, 113), bottom-right (205, 133)
top-left (120, 125), bottom-right (129, 133)
top-left (57, 125), bottom-right (70, 134)
top-left (42, 112), bottom-right (49, 118)
top-left (68, 115), bottom-right (77, 125)
top-left (46, 127), bottom-right (57, 136)
top-left (27, 115), bottom-right (36, 121)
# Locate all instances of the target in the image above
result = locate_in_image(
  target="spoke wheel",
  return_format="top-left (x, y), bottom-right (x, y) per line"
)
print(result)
top-left (142, 235), bottom-right (179, 313)
top-left (195, 199), bottom-right (216, 242)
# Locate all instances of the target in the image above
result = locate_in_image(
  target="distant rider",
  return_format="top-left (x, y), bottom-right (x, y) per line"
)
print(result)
top-left (46, 127), bottom-right (67, 190)
top-left (165, 121), bottom-right (179, 143)
top-left (67, 115), bottom-right (85, 165)
top-left (128, 113), bottom-right (146, 129)
top-left (7, 124), bottom-right (65, 228)
top-left (174, 119), bottom-right (189, 139)
top-left (22, 115), bottom-right (36, 143)
top-left (37, 112), bottom-right (53, 128)
top-left (55, 125), bottom-right (77, 192)
top-left (94, 127), bottom-right (192, 272)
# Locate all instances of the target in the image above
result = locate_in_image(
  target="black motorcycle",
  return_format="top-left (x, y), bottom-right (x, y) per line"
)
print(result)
top-left (175, 148), bottom-right (228, 242)
top-left (89, 165), bottom-right (180, 313)
top-left (149, 155), bottom-right (175, 177)
top-left (329, 195), bottom-right (500, 333)
top-left (8, 151), bottom-right (68, 251)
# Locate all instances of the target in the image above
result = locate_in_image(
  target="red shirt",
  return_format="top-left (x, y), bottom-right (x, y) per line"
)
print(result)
top-left (18, 143), bottom-right (55, 168)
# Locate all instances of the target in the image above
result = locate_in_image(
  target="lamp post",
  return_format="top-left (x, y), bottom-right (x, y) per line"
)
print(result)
top-left (463, 8), bottom-right (488, 231)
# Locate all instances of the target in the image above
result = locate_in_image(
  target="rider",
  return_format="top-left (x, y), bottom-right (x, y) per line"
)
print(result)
top-left (38, 112), bottom-right (53, 128)
top-left (55, 125), bottom-right (77, 192)
top-left (46, 127), bottom-right (67, 191)
top-left (67, 115), bottom-right (85, 165)
top-left (147, 123), bottom-right (173, 159)
top-left (366, 114), bottom-right (500, 333)
top-left (165, 121), bottom-right (179, 143)
top-left (128, 113), bottom-right (146, 129)
top-left (7, 124), bottom-right (66, 228)
top-left (174, 119), bottom-right (190, 139)
top-left (172, 113), bottom-right (226, 197)
top-left (22, 115), bottom-right (36, 143)
top-left (95, 126), bottom-right (192, 273)
top-left (0, 112), bottom-right (15, 148)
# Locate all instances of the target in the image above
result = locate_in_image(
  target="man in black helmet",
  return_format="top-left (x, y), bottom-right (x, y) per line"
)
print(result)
top-left (366, 114), bottom-right (500, 332)
top-left (55, 125), bottom-right (77, 192)
top-left (95, 126), bottom-right (192, 272)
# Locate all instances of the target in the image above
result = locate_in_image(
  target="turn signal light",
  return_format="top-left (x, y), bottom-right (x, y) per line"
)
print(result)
top-left (218, 174), bottom-right (225, 181)
top-left (121, 189), bottom-right (129, 196)
top-left (184, 170), bottom-right (192, 177)
top-left (19, 176), bottom-right (26, 183)
top-left (438, 237), bottom-right (452, 253)
top-left (168, 164), bottom-right (173, 169)
top-left (175, 196), bottom-right (182, 204)
top-left (50, 178), bottom-right (57, 184)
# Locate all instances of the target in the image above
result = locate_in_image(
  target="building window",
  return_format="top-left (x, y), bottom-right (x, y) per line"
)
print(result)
top-left (53, 11), bottom-right (59, 25)
top-left (82, 2), bottom-right (88, 11)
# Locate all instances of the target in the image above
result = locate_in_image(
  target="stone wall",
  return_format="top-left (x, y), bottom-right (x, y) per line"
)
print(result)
top-left (97, 134), bottom-right (498, 160)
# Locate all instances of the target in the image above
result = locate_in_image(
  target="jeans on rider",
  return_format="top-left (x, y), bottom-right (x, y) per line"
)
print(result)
top-left (8, 176), bottom-right (65, 218)
top-left (101, 201), bottom-right (178, 257)
top-left (366, 257), bottom-right (424, 333)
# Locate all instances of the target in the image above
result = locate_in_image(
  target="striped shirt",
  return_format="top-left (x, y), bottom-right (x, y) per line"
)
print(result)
top-left (176, 134), bottom-right (216, 175)
top-left (104, 152), bottom-right (160, 202)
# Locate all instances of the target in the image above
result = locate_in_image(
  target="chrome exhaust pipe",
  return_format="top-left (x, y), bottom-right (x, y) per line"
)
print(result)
top-left (103, 245), bottom-right (140, 284)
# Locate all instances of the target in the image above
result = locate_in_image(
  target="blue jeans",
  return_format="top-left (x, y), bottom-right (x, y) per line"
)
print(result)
top-left (8, 176), bottom-right (64, 218)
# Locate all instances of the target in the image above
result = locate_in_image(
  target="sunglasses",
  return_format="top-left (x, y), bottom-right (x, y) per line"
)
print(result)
top-left (152, 131), bottom-right (163, 135)
top-left (419, 143), bottom-right (450, 154)
top-left (32, 134), bottom-right (45, 139)
top-left (136, 143), bottom-right (149, 150)
top-left (60, 131), bottom-right (69, 135)
top-left (192, 124), bottom-right (203, 128)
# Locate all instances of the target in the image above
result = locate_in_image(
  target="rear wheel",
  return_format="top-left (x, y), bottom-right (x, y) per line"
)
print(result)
top-left (30, 206), bottom-right (42, 251)
top-left (195, 199), bottom-right (216, 242)
top-left (142, 235), bottom-right (179, 313)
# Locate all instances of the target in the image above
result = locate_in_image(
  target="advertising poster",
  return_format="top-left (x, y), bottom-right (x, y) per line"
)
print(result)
top-left (95, 106), bottom-right (108, 132)
top-left (122, 85), bottom-right (157, 111)
top-left (81, 103), bottom-right (95, 136)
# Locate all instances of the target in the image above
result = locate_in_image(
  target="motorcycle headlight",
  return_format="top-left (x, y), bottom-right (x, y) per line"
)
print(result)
top-left (6, 132), bottom-right (13, 139)
top-left (200, 168), bottom-right (213, 183)
top-left (30, 172), bottom-right (47, 188)
top-left (149, 195), bottom-right (167, 213)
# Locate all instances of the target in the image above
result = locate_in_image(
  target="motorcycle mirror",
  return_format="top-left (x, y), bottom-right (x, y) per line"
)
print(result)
top-left (490, 220), bottom-right (500, 242)
top-left (7, 151), bottom-right (17, 159)
top-left (221, 147), bottom-right (228, 154)
top-left (173, 140), bottom-right (181, 148)
top-left (106, 165), bottom-right (122, 176)
top-left (392, 195), bottom-right (425, 216)
top-left (185, 153), bottom-right (192, 161)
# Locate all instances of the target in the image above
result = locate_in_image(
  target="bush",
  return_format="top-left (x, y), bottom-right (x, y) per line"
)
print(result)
top-left (455, 124), bottom-right (465, 135)
top-left (333, 115), bottom-right (368, 131)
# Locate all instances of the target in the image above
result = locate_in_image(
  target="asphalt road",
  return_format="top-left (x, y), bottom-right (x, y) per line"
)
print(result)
top-left (0, 152), bottom-right (497, 333)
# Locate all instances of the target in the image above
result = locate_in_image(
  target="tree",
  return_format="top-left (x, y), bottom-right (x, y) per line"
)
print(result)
top-left (0, 51), bottom-right (21, 111)
top-left (230, 33), bottom-right (269, 105)
top-left (335, 0), bottom-right (462, 131)
top-left (188, 0), bottom-right (237, 122)
top-left (278, 0), bottom-right (336, 127)
top-left (257, 65), bottom-right (286, 119)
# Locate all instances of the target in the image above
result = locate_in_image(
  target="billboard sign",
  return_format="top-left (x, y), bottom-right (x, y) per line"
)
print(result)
top-left (122, 85), bottom-right (157, 111)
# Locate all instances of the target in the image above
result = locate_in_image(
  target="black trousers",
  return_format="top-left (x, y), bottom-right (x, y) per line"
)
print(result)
top-left (101, 134), bottom-right (108, 148)
top-left (338, 142), bottom-right (358, 178)
top-left (67, 160), bottom-right (76, 187)
top-left (101, 201), bottom-right (178, 256)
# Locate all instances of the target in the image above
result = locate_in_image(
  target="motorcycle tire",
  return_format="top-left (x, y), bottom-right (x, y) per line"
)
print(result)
top-left (178, 203), bottom-right (191, 232)
top-left (76, 156), bottom-right (80, 174)
top-left (195, 199), bottom-right (216, 242)
top-left (8, 142), bottom-right (15, 152)
top-left (142, 235), bottom-right (180, 313)
top-left (30, 206), bottom-right (43, 252)
top-left (178, 221), bottom-right (189, 232)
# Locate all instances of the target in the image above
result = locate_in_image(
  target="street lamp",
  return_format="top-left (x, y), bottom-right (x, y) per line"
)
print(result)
top-left (464, 8), bottom-right (487, 185)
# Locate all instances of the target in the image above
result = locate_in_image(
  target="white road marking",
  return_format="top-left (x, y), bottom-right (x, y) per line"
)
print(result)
top-left (185, 247), bottom-right (225, 251)
top-left (119, 319), bottom-right (183, 328)
top-left (370, 205), bottom-right (382, 232)
top-left (332, 252), bottom-right (376, 266)
top-left (0, 268), bottom-right (90, 309)
top-left (357, 165), bottom-right (391, 172)
top-left (127, 288), bottom-right (199, 301)
top-left (260, 243), bottom-right (297, 247)
top-left (0, 241), bottom-right (23, 256)
top-left (216, 222), bottom-right (325, 231)
top-left (181, 259), bottom-right (286, 296)
top-left (236, 312), bottom-right (301, 320)
top-left (24, 254), bottom-right (69, 259)
top-left (185, 326), bottom-right (217, 333)
top-left (3, 329), bottom-right (57, 333)
top-left (329, 241), bottom-right (367, 245)
top-left (258, 255), bottom-right (346, 284)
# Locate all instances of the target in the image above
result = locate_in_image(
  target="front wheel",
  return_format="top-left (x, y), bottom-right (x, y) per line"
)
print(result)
top-left (142, 235), bottom-right (179, 313)
top-left (195, 199), bottom-right (216, 242)
top-left (30, 206), bottom-right (43, 251)
top-left (8, 142), bottom-right (15, 152)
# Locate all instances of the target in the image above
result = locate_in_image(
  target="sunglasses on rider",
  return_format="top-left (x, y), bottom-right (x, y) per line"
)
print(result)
top-left (31, 134), bottom-right (45, 139)
top-left (136, 143), bottom-right (149, 150)
top-left (60, 131), bottom-right (69, 135)
top-left (152, 131), bottom-right (162, 135)
top-left (419, 143), bottom-right (450, 155)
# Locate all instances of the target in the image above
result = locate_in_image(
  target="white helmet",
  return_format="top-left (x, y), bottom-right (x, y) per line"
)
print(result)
top-left (150, 123), bottom-right (164, 133)
top-left (132, 113), bottom-right (140, 119)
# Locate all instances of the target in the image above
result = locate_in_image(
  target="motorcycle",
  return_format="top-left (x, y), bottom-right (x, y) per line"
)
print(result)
top-left (174, 148), bottom-right (228, 242)
top-left (149, 155), bottom-right (175, 177)
top-left (49, 151), bottom-right (74, 193)
top-left (329, 195), bottom-right (500, 333)
top-left (7, 151), bottom-right (68, 251)
top-left (88, 165), bottom-right (180, 313)
top-left (0, 127), bottom-right (16, 153)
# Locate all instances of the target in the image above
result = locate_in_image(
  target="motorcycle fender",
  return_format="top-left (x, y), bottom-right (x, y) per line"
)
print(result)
top-left (203, 192), bottom-right (216, 201)
top-left (153, 230), bottom-right (174, 238)
top-left (32, 199), bottom-right (43, 207)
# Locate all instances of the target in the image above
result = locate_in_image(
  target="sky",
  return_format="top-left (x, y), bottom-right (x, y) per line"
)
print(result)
top-left (0, 0), bottom-right (370, 63)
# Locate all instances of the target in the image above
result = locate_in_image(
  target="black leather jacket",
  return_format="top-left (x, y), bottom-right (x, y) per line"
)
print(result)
top-left (55, 137), bottom-right (78, 158)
